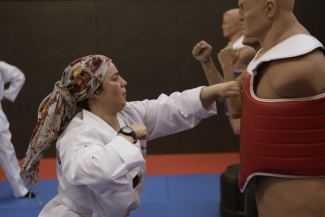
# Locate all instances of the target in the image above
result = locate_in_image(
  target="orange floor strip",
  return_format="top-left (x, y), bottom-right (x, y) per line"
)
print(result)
top-left (0, 153), bottom-right (239, 181)
top-left (146, 153), bottom-right (240, 175)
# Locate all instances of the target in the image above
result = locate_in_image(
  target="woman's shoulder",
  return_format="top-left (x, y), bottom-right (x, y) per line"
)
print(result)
top-left (67, 111), bottom-right (88, 129)
top-left (119, 101), bottom-right (148, 123)
top-left (58, 111), bottom-right (91, 142)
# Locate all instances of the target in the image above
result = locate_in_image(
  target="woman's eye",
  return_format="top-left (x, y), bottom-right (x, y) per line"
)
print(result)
top-left (114, 77), bottom-right (119, 81)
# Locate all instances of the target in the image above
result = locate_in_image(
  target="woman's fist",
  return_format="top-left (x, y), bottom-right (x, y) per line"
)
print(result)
top-left (130, 123), bottom-right (148, 140)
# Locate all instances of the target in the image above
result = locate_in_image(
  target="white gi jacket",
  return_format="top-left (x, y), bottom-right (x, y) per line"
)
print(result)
top-left (0, 61), bottom-right (25, 132)
top-left (0, 61), bottom-right (27, 198)
top-left (39, 86), bottom-right (217, 217)
top-left (0, 61), bottom-right (25, 131)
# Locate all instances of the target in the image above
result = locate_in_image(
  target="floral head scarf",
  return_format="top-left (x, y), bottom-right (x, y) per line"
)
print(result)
top-left (20, 55), bottom-right (111, 199)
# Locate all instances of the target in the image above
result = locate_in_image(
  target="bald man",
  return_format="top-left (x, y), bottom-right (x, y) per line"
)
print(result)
top-left (225, 1), bottom-right (325, 217)
top-left (193, 9), bottom-right (255, 135)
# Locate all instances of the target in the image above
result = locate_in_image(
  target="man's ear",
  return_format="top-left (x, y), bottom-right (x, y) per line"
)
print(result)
top-left (265, 0), bottom-right (276, 18)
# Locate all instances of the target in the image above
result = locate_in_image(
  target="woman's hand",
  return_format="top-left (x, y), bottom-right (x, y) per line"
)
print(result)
top-left (130, 123), bottom-right (148, 140)
top-left (192, 41), bottom-right (212, 63)
top-left (118, 123), bottom-right (148, 144)
top-left (215, 81), bottom-right (241, 99)
top-left (218, 43), bottom-right (239, 67)
top-left (200, 81), bottom-right (241, 110)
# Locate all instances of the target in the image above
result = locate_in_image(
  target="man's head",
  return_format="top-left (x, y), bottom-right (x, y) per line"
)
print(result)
top-left (222, 9), bottom-right (242, 38)
top-left (238, 0), bottom-right (295, 38)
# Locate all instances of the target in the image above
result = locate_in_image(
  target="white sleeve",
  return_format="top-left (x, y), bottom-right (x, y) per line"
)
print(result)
top-left (125, 86), bottom-right (217, 141)
top-left (0, 62), bottom-right (25, 102)
top-left (61, 127), bottom-right (145, 196)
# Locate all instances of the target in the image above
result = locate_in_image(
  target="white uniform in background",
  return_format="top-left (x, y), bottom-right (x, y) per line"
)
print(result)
top-left (39, 87), bottom-right (217, 217)
top-left (232, 35), bottom-right (247, 51)
top-left (0, 61), bottom-right (28, 197)
top-left (232, 35), bottom-right (247, 76)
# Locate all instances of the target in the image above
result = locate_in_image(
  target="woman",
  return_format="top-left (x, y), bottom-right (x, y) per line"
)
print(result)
top-left (20, 55), bottom-right (240, 217)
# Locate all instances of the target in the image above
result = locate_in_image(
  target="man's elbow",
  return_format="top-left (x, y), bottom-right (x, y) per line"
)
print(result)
top-left (13, 66), bottom-right (26, 83)
top-left (21, 73), bottom-right (26, 82)
top-left (19, 71), bottom-right (26, 84)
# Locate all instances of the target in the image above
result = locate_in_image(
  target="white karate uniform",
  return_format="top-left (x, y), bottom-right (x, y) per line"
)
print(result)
top-left (39, 86), bottom-right (217, 217)
top-left (0, 61), bottom-right (27, 197)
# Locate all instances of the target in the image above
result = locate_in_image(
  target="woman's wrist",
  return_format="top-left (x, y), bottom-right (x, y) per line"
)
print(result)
top-left (118, 133), bottom-right (134, 144)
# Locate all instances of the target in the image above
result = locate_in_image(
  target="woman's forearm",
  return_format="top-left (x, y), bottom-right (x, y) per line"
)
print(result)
top-left (200, 85), bottom-right (220, 110)
top-left (200, 81), bottom-right (241, 110)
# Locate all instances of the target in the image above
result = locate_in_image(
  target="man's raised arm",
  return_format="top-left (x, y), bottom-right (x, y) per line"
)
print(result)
top-left (192, 41), bottom-right (224, 85)
top-left (217, 46), bottom-right (244, 118)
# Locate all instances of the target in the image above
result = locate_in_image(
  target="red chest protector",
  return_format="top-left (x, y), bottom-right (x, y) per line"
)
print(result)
top-left (238, 34), bottom-right (325, 192)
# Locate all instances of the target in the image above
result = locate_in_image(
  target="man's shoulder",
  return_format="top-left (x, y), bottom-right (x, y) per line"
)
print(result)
top-left (238, 46), bottom-right (256, 65)
top-left (0, 61), bottom-right (13, 69)
top-left (269, 48), bottom-right (325, 76)
top-left (267, 48), bottom-right (325, 97)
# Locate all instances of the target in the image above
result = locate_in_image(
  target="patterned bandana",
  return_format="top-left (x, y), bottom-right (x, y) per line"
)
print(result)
top-left (20, 55), bottom-right (111, 200)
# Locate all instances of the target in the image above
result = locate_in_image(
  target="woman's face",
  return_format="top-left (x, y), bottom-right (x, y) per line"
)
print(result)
top-left (94, 63), bottom-right (127, 113)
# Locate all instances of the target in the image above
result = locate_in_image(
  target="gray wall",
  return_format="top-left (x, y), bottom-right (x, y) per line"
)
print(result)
top-left (1, 0), bottom-right (325, 159)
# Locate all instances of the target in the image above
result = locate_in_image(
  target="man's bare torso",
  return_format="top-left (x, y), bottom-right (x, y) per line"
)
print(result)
top-left (254, 48), bottom-right (325, 217)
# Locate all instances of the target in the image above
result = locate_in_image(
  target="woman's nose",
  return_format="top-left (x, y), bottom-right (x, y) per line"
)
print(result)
top-left (121, 77), bottom-right (127, 87)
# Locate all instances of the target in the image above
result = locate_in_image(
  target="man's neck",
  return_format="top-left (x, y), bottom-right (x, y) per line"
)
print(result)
top-left (229, 31), bottom-right (243, 43)
top-left (258, 13), bottom-right (309, 56)
top-left (252, 44), bottom-right (262, 53)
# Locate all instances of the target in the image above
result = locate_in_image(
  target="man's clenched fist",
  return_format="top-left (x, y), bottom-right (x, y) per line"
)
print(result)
top-left (192, 41), bottom-right (212, 63)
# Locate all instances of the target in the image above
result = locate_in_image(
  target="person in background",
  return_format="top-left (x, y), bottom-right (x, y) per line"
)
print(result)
top-left (0, 61), bottom-right (35, 198)
top-left (192, 8), bottom-right (255, 135)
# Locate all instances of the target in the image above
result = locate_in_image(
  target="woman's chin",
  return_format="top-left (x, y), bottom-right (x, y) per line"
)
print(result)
top-left (121, 101), bottom-right (127, 109)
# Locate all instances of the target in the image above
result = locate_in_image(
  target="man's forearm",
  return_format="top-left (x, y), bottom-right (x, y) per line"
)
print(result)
top-left (226, 95), bottom-right (243, 119)
top-left (222, 65), bottom-right (242, 118)
top-left (222, 64), bottom-right (237, 82)
top-left (202, 57), bottom-right (224, 85)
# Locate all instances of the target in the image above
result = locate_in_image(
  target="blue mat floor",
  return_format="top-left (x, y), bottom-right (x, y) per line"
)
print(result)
top-left (0, 174), bottom-right (222, 217)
